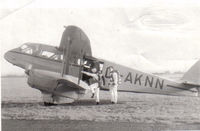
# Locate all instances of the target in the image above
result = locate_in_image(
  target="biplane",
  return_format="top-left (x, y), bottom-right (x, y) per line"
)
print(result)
top-left (4, 25), bottom-right (200, 105)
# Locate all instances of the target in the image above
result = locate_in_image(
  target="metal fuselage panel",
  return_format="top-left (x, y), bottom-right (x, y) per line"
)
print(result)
top-left (101, 60), bottom-right (198, 96)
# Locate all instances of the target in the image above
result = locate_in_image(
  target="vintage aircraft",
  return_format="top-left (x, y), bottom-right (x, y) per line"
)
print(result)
top-left (4, 25), bottom-right (200, 105)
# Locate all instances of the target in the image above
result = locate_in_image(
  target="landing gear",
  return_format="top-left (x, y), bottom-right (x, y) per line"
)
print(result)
top-left (198, 88), bottom-right (200, 97)
top-left (44, 102), bottom-right (57, 106)
top-left (41, 91), bottom-right (55, 106)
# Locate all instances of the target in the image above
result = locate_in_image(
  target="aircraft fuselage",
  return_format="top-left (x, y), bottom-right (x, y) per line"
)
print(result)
top-left (4, 43), bottom-right (198, 97)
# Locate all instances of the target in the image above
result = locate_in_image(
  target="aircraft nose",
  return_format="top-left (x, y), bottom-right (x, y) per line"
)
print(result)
top-left (4, 51), bottom-right (16, 63)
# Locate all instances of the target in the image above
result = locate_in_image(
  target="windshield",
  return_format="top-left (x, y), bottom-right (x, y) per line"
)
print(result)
top-left (20, 44), bottom-right (63, 61)
top-left (20, 44), bottom-right (33, 54)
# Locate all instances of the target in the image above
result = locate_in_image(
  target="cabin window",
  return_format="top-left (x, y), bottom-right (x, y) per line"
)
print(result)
top-left (40, 50), bottom-right (63, 61)
top-left (52, 54), bottom-right (63, 61)
top-left (41, 51), bottom-right (54, 58)
top-left (51, 55), bottom-right (59, 60)
top-left (77, 59), bottom-right (81, 65)
top-left (60, 55), bottom-right (63, 60)
top-left (51, 54), bottom-right (63, 61)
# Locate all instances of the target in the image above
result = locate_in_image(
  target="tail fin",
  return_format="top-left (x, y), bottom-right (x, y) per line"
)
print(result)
top-left (181, 60), bottom-right (200, 86)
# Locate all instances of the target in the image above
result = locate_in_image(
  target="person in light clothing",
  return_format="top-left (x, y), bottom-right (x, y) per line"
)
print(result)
top-left (108, 66), bottom-right (119, 104)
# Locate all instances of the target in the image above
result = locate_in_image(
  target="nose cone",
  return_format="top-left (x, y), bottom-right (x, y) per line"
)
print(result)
top-left (4, 51), bottom-right (16, 64)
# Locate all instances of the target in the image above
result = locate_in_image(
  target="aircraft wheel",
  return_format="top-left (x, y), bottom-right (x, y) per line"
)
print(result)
top-left (44, 102), bottom-right (57, 106)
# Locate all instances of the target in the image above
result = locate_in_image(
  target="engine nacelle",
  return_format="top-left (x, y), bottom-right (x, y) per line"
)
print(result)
top-left (27, 69), bottom-right (86, 104)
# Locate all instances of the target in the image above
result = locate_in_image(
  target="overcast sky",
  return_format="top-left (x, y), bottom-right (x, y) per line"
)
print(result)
top-left (1, 0), bottom-right (200, 75)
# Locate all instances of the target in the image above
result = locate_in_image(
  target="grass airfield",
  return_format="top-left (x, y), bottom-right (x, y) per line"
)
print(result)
top-left (1, 74), bottom-right (200, 131)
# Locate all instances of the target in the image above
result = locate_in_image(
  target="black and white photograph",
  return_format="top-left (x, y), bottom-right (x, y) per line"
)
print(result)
top-left (1, 0), bottom-right (200, 131)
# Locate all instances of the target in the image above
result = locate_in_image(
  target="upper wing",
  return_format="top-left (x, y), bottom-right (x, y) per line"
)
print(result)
top-left (58, 25), bottom-right (92, 78)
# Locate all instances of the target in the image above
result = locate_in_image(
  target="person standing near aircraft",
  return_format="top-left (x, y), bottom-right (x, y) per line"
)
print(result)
top-left (81, 67), bottom-right (100, 105)
top-left (108, 66), bottom-right (119, 104)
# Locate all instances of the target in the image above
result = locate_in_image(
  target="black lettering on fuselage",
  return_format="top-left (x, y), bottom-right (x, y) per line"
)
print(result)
top-left (134, 74), bottom-right (143, 85)
top-left (124, 72), bottom-right (132, 84)
top-left (155, 79), bottom-right (164, 89)
top-left (145, 76), bottom-right (154, 87)
top-left (123, 72), bottom-right (164, 90)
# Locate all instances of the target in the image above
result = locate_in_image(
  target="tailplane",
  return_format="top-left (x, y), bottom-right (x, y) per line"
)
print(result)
top-left (181, 60), bottom-right (200, 86)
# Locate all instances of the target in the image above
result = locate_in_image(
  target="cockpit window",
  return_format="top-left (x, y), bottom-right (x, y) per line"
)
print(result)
top-left (20, 44), bottom-right (63, 61)
top-left (20, 45), bottom-right (33, 54)
top-left (24, 49), bottom-right (33, 54)
top-left (20, 45), bottom-right (28, 50)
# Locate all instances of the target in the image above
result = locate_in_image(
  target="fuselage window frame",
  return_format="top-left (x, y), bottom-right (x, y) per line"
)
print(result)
top-left (20, 47), bottom-right (33, 55)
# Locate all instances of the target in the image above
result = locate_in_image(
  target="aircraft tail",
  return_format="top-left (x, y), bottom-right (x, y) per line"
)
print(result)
top-left (181, 59), bottom-right (200, 86)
